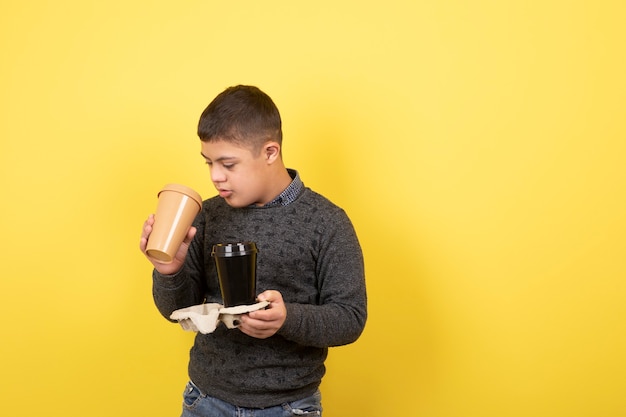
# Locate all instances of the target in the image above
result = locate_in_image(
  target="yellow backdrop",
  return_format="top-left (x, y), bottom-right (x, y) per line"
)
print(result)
top-left (1, 1), bottom-right (625, 416)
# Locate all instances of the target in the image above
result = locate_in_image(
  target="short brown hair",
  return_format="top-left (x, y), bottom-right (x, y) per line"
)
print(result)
top-left (197, 85), bottom-right (282, 154)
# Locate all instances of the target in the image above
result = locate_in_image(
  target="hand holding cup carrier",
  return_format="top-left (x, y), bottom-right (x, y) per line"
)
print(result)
top-left (142, 184), bottom-right (268, 332)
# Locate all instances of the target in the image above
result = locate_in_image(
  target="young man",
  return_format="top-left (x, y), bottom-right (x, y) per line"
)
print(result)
top-left (140, 85), bottom-right (367, 416)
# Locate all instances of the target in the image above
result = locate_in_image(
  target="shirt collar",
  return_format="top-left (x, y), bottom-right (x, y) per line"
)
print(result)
top-left (259, 169), bottom-right (303, 208)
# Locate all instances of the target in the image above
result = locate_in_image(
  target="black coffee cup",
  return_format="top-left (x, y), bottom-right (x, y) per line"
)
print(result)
top-left (211, 242), bottom-right (258, 307)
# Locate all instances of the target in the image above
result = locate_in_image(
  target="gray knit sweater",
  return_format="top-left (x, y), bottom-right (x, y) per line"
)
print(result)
top-left (152, 186), bottom-right (367, 408)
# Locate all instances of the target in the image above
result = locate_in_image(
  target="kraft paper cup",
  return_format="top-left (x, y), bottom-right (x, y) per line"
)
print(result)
top-left (146, 184), bottom-right (202, 263)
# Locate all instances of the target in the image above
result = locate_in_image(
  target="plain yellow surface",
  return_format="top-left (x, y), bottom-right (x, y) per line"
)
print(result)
top-left (1, 1), bottom-right (625, 416)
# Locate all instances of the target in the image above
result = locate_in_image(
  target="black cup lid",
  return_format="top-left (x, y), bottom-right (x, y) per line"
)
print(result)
top-left (211, 242), bottom-right (257, 257)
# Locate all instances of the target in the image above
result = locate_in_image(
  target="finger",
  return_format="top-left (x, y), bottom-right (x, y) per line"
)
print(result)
top-left (257, 290), bottom-right (282, 304)
top-left (183, 226), bottom-right (197, 243)
top-left (239, 319), bottom-right (276, 335)
top-left (248, 307), bottom-right (278, 321)
top-left (256, 290), bottom-right (272, 302)
top-left (140, 215), bottom-right (157, 249)
top-left (143, 214), bottom-right (155, 229)
top-left (140, 215), bottom-right (155, 238)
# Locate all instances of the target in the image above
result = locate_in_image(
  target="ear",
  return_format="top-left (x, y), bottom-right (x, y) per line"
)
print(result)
top-left (263, 141), bottom-right (281, 164)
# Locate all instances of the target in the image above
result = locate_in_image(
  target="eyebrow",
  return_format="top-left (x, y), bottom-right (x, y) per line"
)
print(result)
top-left (200, 152), bottom-right (238, 162)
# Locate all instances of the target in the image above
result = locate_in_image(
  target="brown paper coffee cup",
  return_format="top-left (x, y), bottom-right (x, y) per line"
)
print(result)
top-left (146, 184), bottom-right (202, 263)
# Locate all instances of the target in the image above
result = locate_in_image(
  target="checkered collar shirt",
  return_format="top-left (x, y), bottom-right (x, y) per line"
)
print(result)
top-left (257, 169), bottom-right (303, 208)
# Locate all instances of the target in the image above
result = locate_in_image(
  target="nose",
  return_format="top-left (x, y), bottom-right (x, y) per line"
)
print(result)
top-left (210, 165), bottom-right (226, 184)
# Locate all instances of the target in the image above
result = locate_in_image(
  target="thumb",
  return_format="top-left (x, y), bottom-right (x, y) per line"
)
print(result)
top-left (257, 290), bottom-right (283, 304)
top-left (183, 226), bottom-right (197, 244)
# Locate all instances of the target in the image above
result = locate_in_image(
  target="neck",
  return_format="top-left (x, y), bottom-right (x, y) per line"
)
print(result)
top-left (257, 163), bottom-right (292, 206)
top-left (274, 163), bottom-right (293, 188)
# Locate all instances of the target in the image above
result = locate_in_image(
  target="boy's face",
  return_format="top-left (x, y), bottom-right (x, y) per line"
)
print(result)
top-left (200, 139), bottom-right (274, 208)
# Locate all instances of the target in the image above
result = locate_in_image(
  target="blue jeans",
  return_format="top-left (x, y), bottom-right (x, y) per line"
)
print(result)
top-left (181, 381), bottom-right (323, 417)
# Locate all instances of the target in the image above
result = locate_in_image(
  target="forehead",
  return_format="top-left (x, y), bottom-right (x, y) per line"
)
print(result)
top-left (200, 139), bottom-right (256, 160)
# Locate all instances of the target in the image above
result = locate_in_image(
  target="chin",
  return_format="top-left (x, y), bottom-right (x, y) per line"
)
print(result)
top-left (223, 197), bottom-right (249, 208)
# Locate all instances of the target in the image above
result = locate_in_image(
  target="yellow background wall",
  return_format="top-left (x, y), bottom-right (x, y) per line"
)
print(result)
top-left (1, 1), bottom-right (624, 416)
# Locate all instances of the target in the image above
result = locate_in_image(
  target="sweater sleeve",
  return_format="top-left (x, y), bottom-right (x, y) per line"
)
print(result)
top-left (277, 208), bottom-right (367, 348)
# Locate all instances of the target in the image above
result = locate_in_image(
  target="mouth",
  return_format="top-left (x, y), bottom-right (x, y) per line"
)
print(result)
top-left (217, 189), bottom-right (233, 198)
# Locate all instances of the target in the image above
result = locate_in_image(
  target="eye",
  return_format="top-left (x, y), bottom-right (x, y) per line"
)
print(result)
top-left (223, 163), bottom-right (235, 170)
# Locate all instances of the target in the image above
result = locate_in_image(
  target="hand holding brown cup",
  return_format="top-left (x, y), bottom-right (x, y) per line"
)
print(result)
top-left (145, 184), bottom-right (202, 264)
